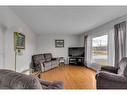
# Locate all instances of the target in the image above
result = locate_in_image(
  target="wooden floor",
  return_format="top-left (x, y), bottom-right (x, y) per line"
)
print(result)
top-left (40, 65), bottom-right (96, 89)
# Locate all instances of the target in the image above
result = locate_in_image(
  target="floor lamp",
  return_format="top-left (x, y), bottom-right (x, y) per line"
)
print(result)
top-left (14, 49), bottom-right (22, 72)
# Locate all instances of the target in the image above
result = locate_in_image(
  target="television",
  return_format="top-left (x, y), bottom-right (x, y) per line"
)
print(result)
top-left (68, 47), bottom-right (84, 57)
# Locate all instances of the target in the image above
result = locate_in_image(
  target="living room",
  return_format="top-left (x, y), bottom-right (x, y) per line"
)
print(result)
top-left (1, 5), bottom-right (127, 91)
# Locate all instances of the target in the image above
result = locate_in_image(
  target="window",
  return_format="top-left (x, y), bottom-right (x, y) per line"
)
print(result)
top-left (91, 34), bottom-right (108, 65)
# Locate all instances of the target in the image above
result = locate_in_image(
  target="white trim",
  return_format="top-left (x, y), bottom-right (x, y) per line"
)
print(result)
top-left (0, 28), bottom-right (4, 69)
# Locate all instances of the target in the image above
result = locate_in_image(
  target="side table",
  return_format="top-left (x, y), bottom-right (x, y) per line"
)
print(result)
top-left (58, 57), bottom-right (65, 66)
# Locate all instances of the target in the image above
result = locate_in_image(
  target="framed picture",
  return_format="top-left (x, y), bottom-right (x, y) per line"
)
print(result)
top-left (14, 32), bottom-right (25, 50)
top-left (55, 39), bottom-right (64, 48)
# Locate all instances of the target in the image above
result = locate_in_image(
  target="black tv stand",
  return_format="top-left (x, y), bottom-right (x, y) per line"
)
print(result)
top-left (69, 57), bottom-right (84, 66)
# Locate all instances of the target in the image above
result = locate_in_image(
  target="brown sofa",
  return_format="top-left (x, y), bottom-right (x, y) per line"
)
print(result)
top-left (32, 53), bottom-right (59, 72)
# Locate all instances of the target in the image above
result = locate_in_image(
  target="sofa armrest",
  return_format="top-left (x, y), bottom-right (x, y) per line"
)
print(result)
top-left (39, 79), bottom-right (64, 89)
top-left (101, 66), bottom-right (118, 73)
top-left (96, 71), bottom-right (127, 83)
top-left (33, 62), bottom-right (44, 72)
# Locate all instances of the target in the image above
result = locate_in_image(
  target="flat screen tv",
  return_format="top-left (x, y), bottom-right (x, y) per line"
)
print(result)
top-left (68, 47), bottom-right (84, 57)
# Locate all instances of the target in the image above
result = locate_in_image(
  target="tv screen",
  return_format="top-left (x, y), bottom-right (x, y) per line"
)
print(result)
top-left (68, 47), bottom-right (84, 57)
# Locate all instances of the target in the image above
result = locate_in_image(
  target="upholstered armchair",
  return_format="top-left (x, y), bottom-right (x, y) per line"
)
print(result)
top-left (96, 57), bottom-right (127, 89)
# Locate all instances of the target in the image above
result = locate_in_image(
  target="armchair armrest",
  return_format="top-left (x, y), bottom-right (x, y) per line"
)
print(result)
top-left (96, 71), bottom-right (127, 83)
top-left (101, 66), bottom-right (118, 73)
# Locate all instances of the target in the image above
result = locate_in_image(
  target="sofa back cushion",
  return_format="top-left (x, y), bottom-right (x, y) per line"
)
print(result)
top-left (0, 69), bottom-right (42, 89)
top-left (32, 54), bottom-right (45, 66)
top-left (44, 53), bottom-right (52, 62)
top-left (117, 57), bottom-right (127, 76)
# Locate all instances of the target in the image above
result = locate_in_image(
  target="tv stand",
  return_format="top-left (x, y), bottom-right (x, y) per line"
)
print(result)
top-left (69, 57), bottom-right (84, 66)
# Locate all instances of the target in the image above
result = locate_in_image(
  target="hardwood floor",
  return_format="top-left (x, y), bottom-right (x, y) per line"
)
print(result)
top-left (40, 65), bottom-right (96, 89)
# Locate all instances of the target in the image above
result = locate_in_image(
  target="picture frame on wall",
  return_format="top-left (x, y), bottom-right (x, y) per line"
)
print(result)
top-left (55, 39), bottom-right (64, 48)
top-left (14, 32), bottom-right (25, 50)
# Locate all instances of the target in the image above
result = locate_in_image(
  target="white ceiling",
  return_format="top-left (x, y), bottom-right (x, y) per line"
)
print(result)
top-left (10, 6), bottom-right (127, 35)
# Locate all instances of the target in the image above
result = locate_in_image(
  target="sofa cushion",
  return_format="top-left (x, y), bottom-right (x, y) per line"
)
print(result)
top-left (0, 69), bottom-right (42, 89)
top-left (44, 53), bottom-right (52, 62)
top-left (117, 57), bottom-right (127, 76)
